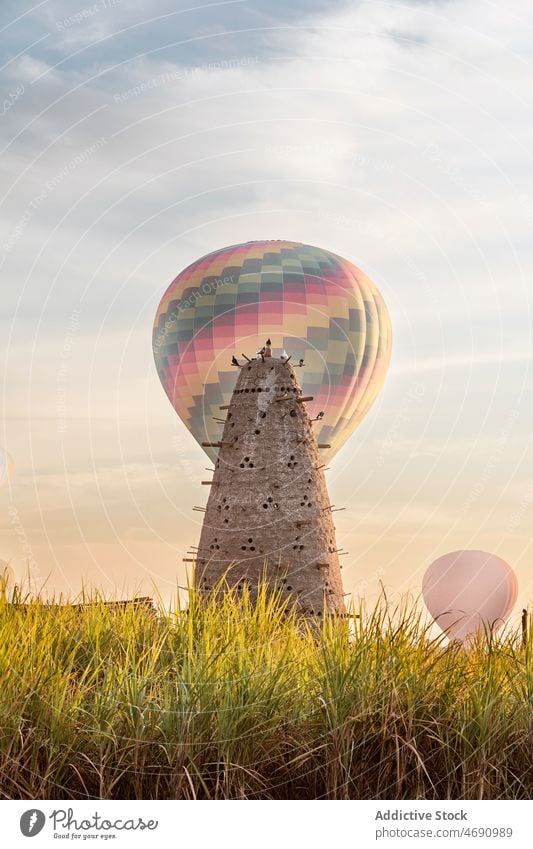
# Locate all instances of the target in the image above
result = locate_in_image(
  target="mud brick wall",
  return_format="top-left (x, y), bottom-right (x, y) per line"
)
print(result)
top-left (195, 357), bottom-right (346, 618)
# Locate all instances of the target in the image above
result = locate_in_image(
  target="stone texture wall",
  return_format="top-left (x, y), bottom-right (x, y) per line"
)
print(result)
top-left (194, 357), bottom-right (346, 618)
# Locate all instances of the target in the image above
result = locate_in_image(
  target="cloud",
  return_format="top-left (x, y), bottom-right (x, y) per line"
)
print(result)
top-left (394, 348), bottom-right (533, 374)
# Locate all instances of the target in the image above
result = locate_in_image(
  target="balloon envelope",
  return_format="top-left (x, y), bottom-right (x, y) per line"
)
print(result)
top-left (0, 449), bottom-right (14, 491)
top-left (422, 550), bottom-right (518, 642)
top-left (153, 240), bottom-right (392, 461)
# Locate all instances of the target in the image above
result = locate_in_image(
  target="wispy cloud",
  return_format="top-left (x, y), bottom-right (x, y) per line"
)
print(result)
top-left (395, 348), bottom-right (533, 374)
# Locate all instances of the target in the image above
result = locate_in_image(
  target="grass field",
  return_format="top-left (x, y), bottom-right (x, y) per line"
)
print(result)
top-left (0, 581), bottom-right (531, 800)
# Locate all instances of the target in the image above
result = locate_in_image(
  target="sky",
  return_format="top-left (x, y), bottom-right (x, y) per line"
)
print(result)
top-left (0, 0), bottom-right (532, 618)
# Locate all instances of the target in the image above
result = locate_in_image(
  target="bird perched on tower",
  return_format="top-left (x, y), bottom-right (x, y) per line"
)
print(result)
top-left (231, 355), bottom-right (240, 366)
top-left (298, 358), bottom-right (305, 367)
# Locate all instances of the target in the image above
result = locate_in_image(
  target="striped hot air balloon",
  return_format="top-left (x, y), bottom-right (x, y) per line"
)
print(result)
top-left (153, 240), bottom-right (392, 462)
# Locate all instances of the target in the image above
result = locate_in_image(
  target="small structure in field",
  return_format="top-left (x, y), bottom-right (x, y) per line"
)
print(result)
top-left (6, 596), bottom-right (157, 617)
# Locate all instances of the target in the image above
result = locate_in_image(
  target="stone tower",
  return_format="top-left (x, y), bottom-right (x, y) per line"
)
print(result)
top-left (193, 356), bottom-right (346, 619)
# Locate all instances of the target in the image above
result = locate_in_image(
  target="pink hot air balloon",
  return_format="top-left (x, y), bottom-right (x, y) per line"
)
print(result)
top-left (422, 550), bottom-right (518, 643)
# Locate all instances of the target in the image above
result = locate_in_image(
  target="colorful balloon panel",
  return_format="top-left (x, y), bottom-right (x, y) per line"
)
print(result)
top-left (153, 240), bottom-right (392, 461)
top-left (423, 550), bottom-right (518, 643)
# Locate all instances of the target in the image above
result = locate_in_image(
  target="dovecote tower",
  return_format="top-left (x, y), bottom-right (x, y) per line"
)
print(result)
top-left (193, 356), bottom-right (346, 619)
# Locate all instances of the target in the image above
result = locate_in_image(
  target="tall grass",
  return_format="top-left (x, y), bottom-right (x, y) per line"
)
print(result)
top-left (0, 580), bottom-right (531, 800)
